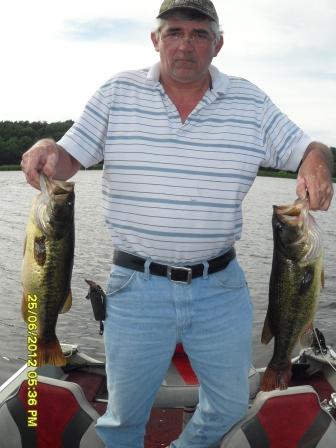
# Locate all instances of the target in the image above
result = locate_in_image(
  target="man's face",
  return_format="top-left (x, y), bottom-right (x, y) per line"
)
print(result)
top-left (151, 17), bottom-right (223, 85)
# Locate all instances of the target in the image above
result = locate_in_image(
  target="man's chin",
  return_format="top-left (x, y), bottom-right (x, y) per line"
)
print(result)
top-left (171, 68), bottom-right (199, 83)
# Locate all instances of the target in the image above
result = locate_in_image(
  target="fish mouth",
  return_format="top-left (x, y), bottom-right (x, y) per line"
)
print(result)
top-left (40, 175), bottom-right (75, 206)
top-left (273, 197), bottom-right (321, 261)
top-left (35, 175), bottom-right (75, 236)
top-left (41, 175), bottom-right (75, 196)
top-left (51, 181), bottom-right (75, 195)
top-left (273, 198), bottom-right (308, 226)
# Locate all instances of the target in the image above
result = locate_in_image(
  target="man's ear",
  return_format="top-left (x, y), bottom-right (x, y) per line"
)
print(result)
top-left (213, 35), bottom-right (224, 57)
top-left (151, 32), bottom-right (160, 52)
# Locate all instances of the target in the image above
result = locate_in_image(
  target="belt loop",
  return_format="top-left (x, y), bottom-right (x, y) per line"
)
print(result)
top-left (202, 260), bottom-right (209, 279)
top-left (144, 258), bottom-right (152, 280)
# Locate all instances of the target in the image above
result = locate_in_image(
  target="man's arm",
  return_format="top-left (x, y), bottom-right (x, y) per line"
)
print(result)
top-left (21, 138), bottom-right (81, 189)
top-left (296, 142), bottom-right (334, 211)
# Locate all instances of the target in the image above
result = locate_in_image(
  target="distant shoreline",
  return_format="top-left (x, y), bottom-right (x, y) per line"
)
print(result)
top-left (0, 164), bottom-right (102, 172)
top-left (1, 166), bottom-right (335, 182)
top-left (0, 165), bottom-right (21, 171)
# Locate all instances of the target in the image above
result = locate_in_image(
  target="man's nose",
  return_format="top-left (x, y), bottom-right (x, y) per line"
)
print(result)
top-left (177, 35), bottom-right (194, 50)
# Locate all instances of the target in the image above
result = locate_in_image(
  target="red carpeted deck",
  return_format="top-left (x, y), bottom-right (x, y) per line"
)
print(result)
top-left (290, 370), bottom-right (334, 400)
top-left (290, 370), bottom-right (336, 419)
top-left (66, 369), bottom-right (184, 446)
top-left (66, 366), bottom-right (335, 447)
top-left (145, 409), bottom-right (183, 447)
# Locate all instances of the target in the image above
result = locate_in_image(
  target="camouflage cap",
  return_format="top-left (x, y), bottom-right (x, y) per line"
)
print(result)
top-left (157, 0), bottom-right (219, 24)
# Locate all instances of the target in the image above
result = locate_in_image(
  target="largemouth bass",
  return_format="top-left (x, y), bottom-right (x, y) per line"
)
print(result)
top-left (260, 198), bottom-right (323, 391)
top-left (21, 175), bottom-right (75, 366)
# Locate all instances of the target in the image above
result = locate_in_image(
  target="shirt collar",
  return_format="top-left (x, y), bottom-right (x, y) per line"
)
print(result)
top-left (146, 62), bottom-right (229, 95)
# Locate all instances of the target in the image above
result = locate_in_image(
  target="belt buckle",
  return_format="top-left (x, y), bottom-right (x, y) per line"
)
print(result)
top-left (167, 265), bottom-right (192, 284)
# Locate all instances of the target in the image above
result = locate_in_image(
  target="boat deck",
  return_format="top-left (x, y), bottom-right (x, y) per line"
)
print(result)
top-left (66, 368), bottom-right (184, 447)
top-left (65, 364), bottom-right (336, 447)
top-left (1, 343), bottom-right (335, 448)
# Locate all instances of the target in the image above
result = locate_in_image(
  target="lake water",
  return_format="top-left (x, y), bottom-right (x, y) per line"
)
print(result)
top-left (0, 171), bottom-right (335, 385)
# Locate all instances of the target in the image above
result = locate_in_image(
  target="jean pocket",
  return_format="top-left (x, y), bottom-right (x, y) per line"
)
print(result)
top-left (211, 259), bottom-right (247, 289)
top-left (106, 265), bottom-right (137, 297)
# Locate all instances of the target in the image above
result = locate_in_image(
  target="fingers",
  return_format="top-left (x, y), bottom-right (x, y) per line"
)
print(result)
top-left (316, 183), bottom-right (334, 211)
top-left (21, 151), bottom-right (44, 189)
top-left (21, 164), bottom-right (41, 190)
top-left (21, 139), bottom-right (59, 189)
top-left (43, 151), bottom-right (58, 178)
top-left (297, 145), bottom-right (334, 211)
top-left (296, 172), bottom-right (334, 211)
top-left (309, 175), bottom-right (333, 211)
top-left (296, 176), bottom-right (307, 200)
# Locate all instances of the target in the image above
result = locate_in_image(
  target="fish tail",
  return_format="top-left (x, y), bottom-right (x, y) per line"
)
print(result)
top-left (37, 336), bottom-right (66, 367)
top-left (260, 364), bottom-right (292, 391)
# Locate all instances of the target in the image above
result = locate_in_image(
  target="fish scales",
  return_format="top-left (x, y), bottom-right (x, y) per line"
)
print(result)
top-left (21, 175), bottom-right (75, 366)
top-left (261, 198), bottom-right (323, 391)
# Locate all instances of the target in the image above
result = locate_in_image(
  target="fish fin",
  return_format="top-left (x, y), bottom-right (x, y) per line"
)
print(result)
top-left (21, 292), bottom-right (29, 323)
top-left (23, 235), bottom-right (27, 256)
top-left (261, 312), bottom-right (273, 344)
top-left (59, 291), bottom-right (72, 314)
top-left (37, 336), bottom-right (66, 367)
top-left (299, 323), bottom-right (314, 347)
top-left (260, 364), bottom-right (292, 391)
top-left (39, 173), bottom-right (48, 195)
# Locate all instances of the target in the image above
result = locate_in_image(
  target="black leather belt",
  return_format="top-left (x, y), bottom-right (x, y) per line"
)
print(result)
top-left (113, 248), bottom-right (236, 284)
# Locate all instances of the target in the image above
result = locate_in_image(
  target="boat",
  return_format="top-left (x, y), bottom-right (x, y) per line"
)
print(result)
top-left (0, 328), bottom-right (335, 448)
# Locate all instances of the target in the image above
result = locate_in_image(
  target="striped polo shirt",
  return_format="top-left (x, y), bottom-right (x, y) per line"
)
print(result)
top-left (58, 62), bottom-right (312, 264)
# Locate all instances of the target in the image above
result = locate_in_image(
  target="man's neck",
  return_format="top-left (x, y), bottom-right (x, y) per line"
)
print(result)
top-left (160, 73), bottom-right (211, 122)
top-left (160, 72), bottom-right (211, 105)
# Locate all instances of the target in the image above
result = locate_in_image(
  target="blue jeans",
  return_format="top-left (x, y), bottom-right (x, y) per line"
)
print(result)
top-left (95, 257), bottom-right (253, 448)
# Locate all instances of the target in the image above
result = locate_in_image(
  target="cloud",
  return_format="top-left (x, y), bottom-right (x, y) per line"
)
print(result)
top-left (61, 18), bottom-right (152, 43)
top-left (219, 0), bottom-right (336, 62)
top-left (0, 0), bottom-right (334, 144)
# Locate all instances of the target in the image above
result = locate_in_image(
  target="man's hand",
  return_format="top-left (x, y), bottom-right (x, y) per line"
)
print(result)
top-left (21, 139), bottom-right (81, 189)
top-left (296, 142), bottom-right (334, 211)
top-left (21, 139), bottom-right (60, 189)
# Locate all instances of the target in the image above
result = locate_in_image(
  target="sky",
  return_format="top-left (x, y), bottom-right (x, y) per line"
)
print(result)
top-left (1, 0), bottom-right (335, 145)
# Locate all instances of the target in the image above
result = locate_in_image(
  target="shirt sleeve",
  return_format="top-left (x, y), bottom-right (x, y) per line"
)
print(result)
top-left (57, 87), bottom-right (109, 168)
top-left (260, 96), bottom-right (312, 172)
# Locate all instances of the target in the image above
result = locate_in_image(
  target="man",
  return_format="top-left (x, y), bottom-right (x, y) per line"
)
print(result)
top-left (21, 0), bottom-right (333, 446)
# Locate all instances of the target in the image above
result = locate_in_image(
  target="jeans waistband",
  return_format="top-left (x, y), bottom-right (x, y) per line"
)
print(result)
top-left (112, 248), bottom-right (236, 284)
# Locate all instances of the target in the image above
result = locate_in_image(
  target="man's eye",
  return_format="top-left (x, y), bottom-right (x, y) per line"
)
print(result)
top-left (166, 31), bottom-right (180, 38)
top-left (196, 31), bottom-right (209, 40)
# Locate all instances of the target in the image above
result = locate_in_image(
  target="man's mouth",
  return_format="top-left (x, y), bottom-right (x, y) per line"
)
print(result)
top-left (174, 59), bottom-right (196, 65)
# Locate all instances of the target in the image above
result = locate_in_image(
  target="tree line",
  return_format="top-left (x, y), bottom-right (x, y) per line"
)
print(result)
top-left (0, 120), bottom-right (73, 166)
top-left (0, 120), bottom-right (335, 175)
